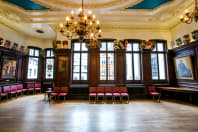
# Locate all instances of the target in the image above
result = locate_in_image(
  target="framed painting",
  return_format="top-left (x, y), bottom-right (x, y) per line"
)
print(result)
top-left (1, 58), bottom-right (17, 79)
top-left (174, 55), bottom-right (194, 80)
top-left (58, 56), bottom-right (67, 72)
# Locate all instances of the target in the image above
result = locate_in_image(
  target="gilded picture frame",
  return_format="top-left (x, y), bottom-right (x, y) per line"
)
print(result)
top-left (174, 55), bottom-right (194, 80)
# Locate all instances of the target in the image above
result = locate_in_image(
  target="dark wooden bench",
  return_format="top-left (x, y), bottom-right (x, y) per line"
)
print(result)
top-left (157, 87), bottom-right (198, 102)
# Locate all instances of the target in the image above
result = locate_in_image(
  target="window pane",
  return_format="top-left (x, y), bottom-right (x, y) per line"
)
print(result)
top-left (157, 43), bottom-right (164, 51)
top-left (81, 53), bottom-right (88, 80)
top-left (73, 53), bottom-right (80, 65)
top-left (133, 43), bottom-right (140, 51)
top-left (151, 54), bottom-right (158, 80)
top-left (108, 53), bottom-right (114, 80)
top-left (126, 53), bottom-right (133, 80)
top-left (45, 58), bottom-right (54, 79)
top-left (74, 43), bottom-right (80, 51)
top-left (35, 49), bottom-right (39, 57)
top-left (134, 53), bottom-right (141, 80)
top-left (29, 49), bottom-right (34, 56)
top-left (81, 73), bottom-right (87, 80)
top-left (27, 57), bottom-right (38, 79)
top-left (73, 73), bottom-right (80, 80)
top-left (100, 53), bottom-right (106, 80)
top-left (107, 42), bottom-right (114, 51)
top-left (100, 42), bottom-right (106, 51)
top-left (46, 50), bottom-right (51, 57)
top-left (73, 66), bottom-right (80, 72)
top-left (81, 43), bottom-right (88, 51)
top-left (51, 51), bottom-right (54, 57)
top-left (126, 43), bottom-right (132, 51)
top-left (152, 45), bottom-right (157, 51)
top-left (81, 53), bottom-right (88, 72)
top-left (158, 54), bottom-right (166, 80)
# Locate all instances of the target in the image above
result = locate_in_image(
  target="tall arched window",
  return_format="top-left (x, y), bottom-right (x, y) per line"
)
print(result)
top-left (125, 40), bottom-right (142, 81)
top-left (100, 40), bottom-right (115, 81)
top-left (151, 40), bottom-right (167, 80)
top-left (27, 47), bottom-right (40, 79)
top-left (72, 41), bottom-right (88, 81)
top-left (45, 49), bottom-right (54, 79)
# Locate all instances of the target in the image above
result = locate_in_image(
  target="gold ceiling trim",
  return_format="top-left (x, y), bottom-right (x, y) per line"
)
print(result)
top-left (33, 0), bottom-right (131, 10)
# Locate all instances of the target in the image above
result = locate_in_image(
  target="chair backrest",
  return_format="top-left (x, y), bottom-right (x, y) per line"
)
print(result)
top-left (53, 87), bottom-right (61, 92)
top-left (60, 87), bottom-right (68, 93)
top-left (119, 87), bottom-right (128, 93)
top-left (35, 83), bottom-right (41, 88)
top-left (27, 84), bottom-right (34, 89)
top-left (89, 87), bottom-right (96, 93)
top-left (112, 87), bottom-right (120, 93)
top-left (97, 87), bottom-right (105, 93)
top-left (11, 85), bottom-right (17, 91)
top-left (17, 84), bottom-right (23, 90)
top-left (148, 86), bottom-right (156, 92)
top-left (105, 87), bottom-right (112, 93)
top-left (3, 86), bottom-right (11, 93)
top-left (47, 88), bottom-right (52, 91)
top-left (0, 87), bottom-right (2, 94)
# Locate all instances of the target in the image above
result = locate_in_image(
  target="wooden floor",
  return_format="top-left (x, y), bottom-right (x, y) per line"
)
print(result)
top-left (0, 95), bottom-right (198, 132)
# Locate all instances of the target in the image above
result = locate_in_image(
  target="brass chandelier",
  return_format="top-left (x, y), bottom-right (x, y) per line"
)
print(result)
top-left (59, 0), bottom-right (102, 41)
top-left (180, 0), bottom-right (198, 24)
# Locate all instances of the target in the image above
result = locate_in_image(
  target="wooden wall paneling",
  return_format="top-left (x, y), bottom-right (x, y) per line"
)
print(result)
top-left (115, 49), bottom-right (125, 86)
top-left (142, 50), bottom-right (152, 85)
top-left (38, 56), bottom-right (44, 82)
top-left (170, 41), bottom-right (198, 89)
top-left (167, 50), bottom-right (176, 85)
top-left (88, 48), bottom-right (99, 86)
top-left (54, 49), bottom-right (71, 86)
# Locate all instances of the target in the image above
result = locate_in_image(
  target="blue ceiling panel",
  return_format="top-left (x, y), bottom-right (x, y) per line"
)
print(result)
top-left (3, 0), bottom-right (50, 10)
top-left (126, 0), bottom-right (173, 10)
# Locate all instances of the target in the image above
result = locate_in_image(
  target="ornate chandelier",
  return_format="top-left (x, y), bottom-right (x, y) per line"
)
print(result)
top-left (59, 0), bottom-right (102, 41)
top-left (180, 0), bottom-right (198, 24)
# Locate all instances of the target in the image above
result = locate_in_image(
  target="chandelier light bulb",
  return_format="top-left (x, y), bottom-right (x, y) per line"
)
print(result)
top-left (97, 20), bottom-right (100, 25)
top-left (79, 8), bottom-right (82, 12)
top-left (88, 10), bottom-right (92, 15)
top-left (84, 16), bottom-right (87, 20)
top-left (60, 23), bottom-right (63, 28)
top-left (66, 16), bottom-right (70, 21)
top-left (71, 10), bottom-right (74, 15)
top-left (180, 16), bottom-right (183, 19)
top-left (185, 9), bottom-right (189, 13)
top-left (93, 15), bottom-right (96, 19)
top-left (90, 21), bottom-right (93, 25)
top-left (99, 29), bottom-right (101, 33)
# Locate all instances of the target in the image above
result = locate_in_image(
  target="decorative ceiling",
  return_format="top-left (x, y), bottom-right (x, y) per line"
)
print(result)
top-left (127, 0), bottom-right (173, 10)
top-left (3, 0), bottom-right (50, 10)
top-left (0, 0), bottom-right (194, 39)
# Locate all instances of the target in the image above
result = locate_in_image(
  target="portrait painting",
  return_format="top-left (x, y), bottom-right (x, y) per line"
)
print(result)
top-left (174, 55), bottom-right (194, 80)
top-left (58, 57), bottom-right (67, 72)
top-left (1, 59), bottom-right (16, 79)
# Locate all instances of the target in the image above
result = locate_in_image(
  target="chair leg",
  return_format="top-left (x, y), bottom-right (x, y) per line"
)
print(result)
top-left (158, 95), bottom-right (161, 103)
top-left (44, 93), bottom-right (46, 100)
top-left (64, 96), bottom-right (66, 101)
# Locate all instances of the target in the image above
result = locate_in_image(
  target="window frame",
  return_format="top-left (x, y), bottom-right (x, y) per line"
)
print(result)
top-left (27, 46), bottom-right (40, 80)
top-left (71, 40), bottom-right (88, 83)
top-left (125, 39), bottom-right (142, 83)
top-left (99, 39), bottom-right (116, 83)
top-left (44, 48), bottom-right (55, 80)
top-left (151, 40), bottom-right (168, 82)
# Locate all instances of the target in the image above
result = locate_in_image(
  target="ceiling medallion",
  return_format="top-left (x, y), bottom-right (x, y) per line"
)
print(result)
top-left (59, 0), bottom-right (102, 48)
top-left (180, 0), bottom-right (198, 24)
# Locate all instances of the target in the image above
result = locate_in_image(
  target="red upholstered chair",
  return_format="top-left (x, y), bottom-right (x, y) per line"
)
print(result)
top-left (16, 85), bottom-right (23, 96)
top-left (148, 86), bottom-right (160, 102)
top-left (17, 84), bottom-right (27, 96)
top-left (58, 87), bottom-right (68, 101)
top-left (120, 87), bottom-right (129, 103)
top-left (44, 88), bottom-right (52, 101)
top-left (49, 87), bottom-right (60, 103)
top-left (105, 87), bottom-right (113, 101)
top-left (112, 87), bottom-right (121, 102)
top-left (34, 83), bottom-right (41, 94)
top-left (9, 85), bottom-right (17, 98)
top-left (89, 87), bottom-right (97, 103)
top-left (0, 87), bottom-right (8, 101)
top-left (27, 84), bottom-right (35, 94)
top-left (97, 87), bottom-right (105, 102)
